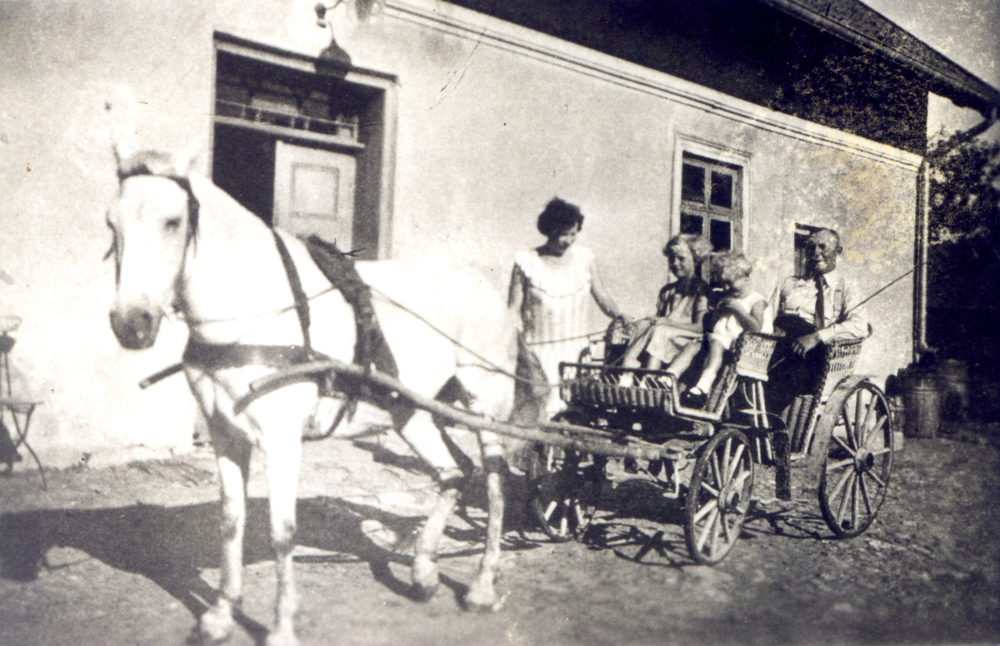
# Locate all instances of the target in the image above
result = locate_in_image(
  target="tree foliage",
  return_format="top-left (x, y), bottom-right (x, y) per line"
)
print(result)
top-left (928, 131), bottom-right (1000, 242)
top-left (768, 49), bottom-right (926, 154)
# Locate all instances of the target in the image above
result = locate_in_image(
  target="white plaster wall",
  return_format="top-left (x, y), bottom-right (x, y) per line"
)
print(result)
top-left (0, 0), bottom-right (916, 467)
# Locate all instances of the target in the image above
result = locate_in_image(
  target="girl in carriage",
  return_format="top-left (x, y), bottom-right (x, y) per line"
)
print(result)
top-left (617, 233), bottom-right (713, 374)
top-left (666, 251), bottom-right (771, 408)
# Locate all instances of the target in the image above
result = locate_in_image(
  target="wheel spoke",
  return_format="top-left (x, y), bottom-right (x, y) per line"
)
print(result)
top-left (851, 474), bottom-right (860, 529)
top-left (861, 415), bottom-right (887, 450)
top-left (829, 464), bottom-right (853, 502)
top-left (699, 480), bottom-right (720, 498)
top-left (826, 457), bottom-right (854, 472)
top-left (858, 472), bottom-right (874, 516)
top-left (694, 497), bottom-right (716, 523)
top-left (841, 406), bottom-right (855, 442)
top-left (726, 443), bottom-right (746, 483)
top-left (559, 513), bottom-right (568, 537)
top-left (859, 399), bottom-right (878, 445)
top-left (697, 507), bottom-right (720, 553)
top-left (711, 453), bottom-right (723, 490)
top-left (719, 509), bottom-right (733, 544)
top-left (832, 434), bottom-right (856, 456)
top-left (722, 438), bottom-right (733, 484)
top-left (853, 393), bottom-right (866, 448)
top-left (574, 502), bottom-right (586, 528)
top-left (543, 500), bottom-right (558, 522)
top-left (835, 472), bottom-right (854, 527)
top-left (863, 468), bottom-right (887, 489)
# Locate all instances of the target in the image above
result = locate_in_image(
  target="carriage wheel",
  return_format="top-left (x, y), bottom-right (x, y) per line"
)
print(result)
top-left (527, 443), bottom-right (606, 542)
top-left (684, 427), bottom-right (754, 565)
top-left (819, 382), bottom-right (894, 538)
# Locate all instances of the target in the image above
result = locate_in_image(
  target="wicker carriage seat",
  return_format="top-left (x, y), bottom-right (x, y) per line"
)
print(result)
top-left (559, 331), bottom-right (781, 423)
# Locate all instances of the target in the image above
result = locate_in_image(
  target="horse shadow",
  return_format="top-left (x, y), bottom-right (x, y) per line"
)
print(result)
top-left (0, 483), bottom-right (542, 644)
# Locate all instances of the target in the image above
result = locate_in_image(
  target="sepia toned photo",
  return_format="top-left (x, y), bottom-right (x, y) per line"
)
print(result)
top-left (1, 1), bottom-right (998, 644)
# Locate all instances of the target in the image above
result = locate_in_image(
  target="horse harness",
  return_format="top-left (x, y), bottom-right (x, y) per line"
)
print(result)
top-left (117, 167), bottom-right (397, 401)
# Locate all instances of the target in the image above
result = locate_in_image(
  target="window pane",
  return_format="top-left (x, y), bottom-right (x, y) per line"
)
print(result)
top-left (682, 164), bottom-right (705, 203)
top-left (681, 213), bottom-right (704, 235)
top-left (710, 219), bottom-right (732, 251)
top-left (710, 171), bottom-right (733, 208)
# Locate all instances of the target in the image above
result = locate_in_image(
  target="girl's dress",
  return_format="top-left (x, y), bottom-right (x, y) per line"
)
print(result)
top-left (512, 245), bottom-right (596, 416)
top-left (709, 290), bottom-right (772, 350)
top-left (630, 277), bottom-right (710, 366)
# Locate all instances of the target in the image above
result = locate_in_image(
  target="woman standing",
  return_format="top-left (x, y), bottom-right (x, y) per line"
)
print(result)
top-left (508, 198), bottom-right (627, 418)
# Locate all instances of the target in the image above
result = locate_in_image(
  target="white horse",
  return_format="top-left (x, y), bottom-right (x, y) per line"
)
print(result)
top-left (105, 149), bottom-right (521, 646)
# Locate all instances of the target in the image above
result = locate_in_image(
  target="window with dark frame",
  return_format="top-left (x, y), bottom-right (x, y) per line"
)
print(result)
top-left (679, 153), bottom-right (742, 252)
top-left (211, 37), bottom-right (393, 260)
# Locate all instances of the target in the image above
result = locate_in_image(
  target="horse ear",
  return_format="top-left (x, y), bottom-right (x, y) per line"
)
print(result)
top-left (104, 89), bottom-right (139, 176)
top-left (176, 142), bottom-right (202, 177)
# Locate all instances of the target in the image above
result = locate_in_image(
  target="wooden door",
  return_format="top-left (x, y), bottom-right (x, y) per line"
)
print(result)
top-left (273, 141), bottom-right (356, 249)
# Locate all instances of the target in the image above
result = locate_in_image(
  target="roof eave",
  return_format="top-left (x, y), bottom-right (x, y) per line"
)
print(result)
top-left (759, 0), bottom-right (1000, 115)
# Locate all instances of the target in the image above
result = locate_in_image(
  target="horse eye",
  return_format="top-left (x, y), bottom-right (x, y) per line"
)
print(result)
top-left (165, 217), bottom-right (182, 231)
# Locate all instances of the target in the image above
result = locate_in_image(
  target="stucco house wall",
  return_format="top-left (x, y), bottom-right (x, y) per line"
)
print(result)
top-left (0, 0), bottom-right (917, 467)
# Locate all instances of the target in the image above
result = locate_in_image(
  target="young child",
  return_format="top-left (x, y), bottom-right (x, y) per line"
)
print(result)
top-left (666, 252), bottom-right (769, 409)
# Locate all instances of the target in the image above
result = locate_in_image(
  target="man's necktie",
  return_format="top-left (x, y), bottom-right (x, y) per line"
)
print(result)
top-left (814, 275), bottom-right (826, 329)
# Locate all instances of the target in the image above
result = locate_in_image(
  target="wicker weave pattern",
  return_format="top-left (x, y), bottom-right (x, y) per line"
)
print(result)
top-left (559, 363), bottom-right (671, 410)
top-left (732, 333), bottom-right (780, 381)
top-left (817, 339), bottom-right (864, 402)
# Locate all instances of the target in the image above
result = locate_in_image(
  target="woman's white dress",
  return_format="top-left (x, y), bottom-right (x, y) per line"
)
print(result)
top-left (512, 245), bottom-right (595, 416)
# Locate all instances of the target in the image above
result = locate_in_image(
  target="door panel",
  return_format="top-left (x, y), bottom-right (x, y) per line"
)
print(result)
top-left (273, 141), bottom-right (356, 249)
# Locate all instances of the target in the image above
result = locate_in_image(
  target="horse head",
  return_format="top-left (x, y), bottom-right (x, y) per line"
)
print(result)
top-left (107, 148), bottom-right (198, 349)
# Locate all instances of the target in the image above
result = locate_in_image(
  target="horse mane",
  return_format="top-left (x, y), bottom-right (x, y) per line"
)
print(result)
top-left (116, 149), bottom-right (182, 180)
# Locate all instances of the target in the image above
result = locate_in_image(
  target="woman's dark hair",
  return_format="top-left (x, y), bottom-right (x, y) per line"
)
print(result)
top-left (537, 197), bottom-right (584, 238)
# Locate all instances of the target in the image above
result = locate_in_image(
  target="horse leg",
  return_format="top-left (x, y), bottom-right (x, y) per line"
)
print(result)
top-left (199, 420), bottom-right (251, 645)
top-left (464, 431), bottom-right (505, 612)
top-left (254, 384), bottom-right (311, 646)
top-left (397, 408), bottom-right (463, 601)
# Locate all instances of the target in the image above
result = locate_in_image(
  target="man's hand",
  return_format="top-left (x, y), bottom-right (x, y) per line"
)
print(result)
top-left (792, 332), bottom-right (822, 357)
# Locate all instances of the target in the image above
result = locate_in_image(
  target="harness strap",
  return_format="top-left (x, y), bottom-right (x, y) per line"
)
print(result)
top-left (305, 235), bottom-right (398, 379)
top-left (183, 338), bottom-right (315, 371)
top-left (271, 230), bottom-right (312, 351)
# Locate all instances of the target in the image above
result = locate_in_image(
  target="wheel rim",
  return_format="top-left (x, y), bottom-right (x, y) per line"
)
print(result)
top-left (684, 428), bottom-right (754, 565)
top-left (528, 444), bottom-right (604, 541)
top-left (819, 382), bottom-right (894, 538)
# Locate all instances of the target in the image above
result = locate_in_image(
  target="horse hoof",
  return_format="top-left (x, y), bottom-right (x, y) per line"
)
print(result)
top-left (188, 624), bottom-right (233, 646)
top-left (264, 629), bottom-right (300, 646)
top-left (463, 586), bottom-right (501, 613)
top-left (192, 607), bottom-right (235, 645)
top-left (409, 581), bottom-right (439, 603)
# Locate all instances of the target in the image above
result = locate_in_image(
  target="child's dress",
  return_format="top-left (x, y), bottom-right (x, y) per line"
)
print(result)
top-left (708, 290), bottom-right (772, 350)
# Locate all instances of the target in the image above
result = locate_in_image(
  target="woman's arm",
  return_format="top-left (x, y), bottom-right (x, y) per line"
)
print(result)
top-left (590, 258), bottom-right (627, 320)
top-left (507, 264), bottom-right (525, 329)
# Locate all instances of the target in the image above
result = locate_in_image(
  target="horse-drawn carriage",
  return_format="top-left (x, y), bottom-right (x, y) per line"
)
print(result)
top-left (104, 151), bottom-right (895, 644)
top-left (525, 325), bottom-right (895, 564)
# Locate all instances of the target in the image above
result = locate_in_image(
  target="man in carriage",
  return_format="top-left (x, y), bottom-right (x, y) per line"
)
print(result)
top-left (766, 227), bottom-right (870, 417)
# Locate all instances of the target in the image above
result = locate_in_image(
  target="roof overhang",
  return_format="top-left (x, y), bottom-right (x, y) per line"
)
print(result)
top-left (759, 0), bottom-right (1000, 115)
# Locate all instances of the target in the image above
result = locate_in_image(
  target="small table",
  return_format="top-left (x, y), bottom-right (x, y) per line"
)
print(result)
top-left (0, 398), bottom-right (46, 489)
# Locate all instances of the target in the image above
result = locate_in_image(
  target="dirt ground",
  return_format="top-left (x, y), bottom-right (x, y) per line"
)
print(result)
top-left (1, 427), bottom-right (998, 646)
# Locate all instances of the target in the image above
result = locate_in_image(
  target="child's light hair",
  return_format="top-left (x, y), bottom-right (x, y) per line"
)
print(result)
top-left (710, 252), bottom-right (753, 285)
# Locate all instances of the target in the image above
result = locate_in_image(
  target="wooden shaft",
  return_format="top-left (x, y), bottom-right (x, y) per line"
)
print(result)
top-left (243, 359), bottom-right (673, 462)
